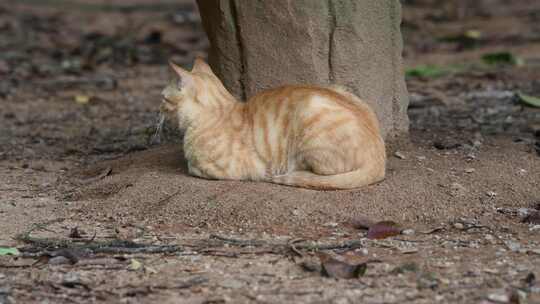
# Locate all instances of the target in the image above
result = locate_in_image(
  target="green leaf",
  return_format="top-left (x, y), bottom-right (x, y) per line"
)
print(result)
top-left (517, 92), bottom-right (540, 108)
top-left (0, 247), bottom-right (20, 256)
top-left (482, 52), bottom-right (523, 66)
top-left (406, 65), bottom-right (448, 78)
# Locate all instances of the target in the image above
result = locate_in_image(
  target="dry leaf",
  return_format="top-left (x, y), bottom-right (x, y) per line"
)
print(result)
top-left (367, 221), bottom-right (401, 239)
top-left (318, 253), bottom-right (367, 279)
top-left (74, 94), bottom-right (91, 104)
top-left (128, 258), bottom-right (142, 271)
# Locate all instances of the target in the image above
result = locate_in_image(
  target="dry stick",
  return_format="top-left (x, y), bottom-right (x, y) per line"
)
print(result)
top-left (16, 219), bottom-right (183, 256)
top-left (209, 234), bottom-right (364, 252)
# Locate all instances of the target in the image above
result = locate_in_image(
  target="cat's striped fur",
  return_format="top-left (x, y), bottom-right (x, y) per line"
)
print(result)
top-left (161, 58), bottom-right (386, 190)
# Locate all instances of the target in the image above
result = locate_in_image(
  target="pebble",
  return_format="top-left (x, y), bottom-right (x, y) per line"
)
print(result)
top-left (464, 168), bottom-right (475, 173)
top-left (49, 256), bottom-right (71, 265)
top-left (487, 292), bottom-right (509, 303)
top-left (394, 151), bottom-right (406, 159)
top-left (357, 248), bottom-right (368, 256)
top-left (401, 229), bottom-right (415, 235)
top-left (529, 225), bottom-right (540, 232)
top-left (486, 191), bottom-right (497, 198)
top-left (453, 222), bottom-right (465, 230)
top-left (63, 272), bottom-right (81, 284)
top-left (504, 241), bottom-right (521, 252)
top-left (518, 208), bottom-right (532, 218)
top-left (323, 222), bottom-right (338, 228)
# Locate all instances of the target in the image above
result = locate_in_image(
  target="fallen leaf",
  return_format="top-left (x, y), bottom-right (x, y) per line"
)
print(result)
top-left (128, 258), bottom-right (142, 271)
top-left (482, 52), bottom-right (523, 66)
top-left (367, 221), bottom-right (401, 239)
top-left (517, 92), bottom-right (540, 108)
top-left (0, 247), bottom-right (20, 256)
top-left (74, 94), bottom-right (91, 104)
top-left (406, 65), bottom-right (448, 78)
top-left (318, 253), bottom-right (367, 279)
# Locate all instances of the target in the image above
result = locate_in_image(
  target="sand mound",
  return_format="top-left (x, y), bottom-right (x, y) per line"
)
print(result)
top-left (66, 138), bottom-right (539, 234)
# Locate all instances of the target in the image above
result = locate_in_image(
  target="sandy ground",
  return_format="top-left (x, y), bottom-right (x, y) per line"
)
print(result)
top-left (1, 1), bottom-right (540, 303)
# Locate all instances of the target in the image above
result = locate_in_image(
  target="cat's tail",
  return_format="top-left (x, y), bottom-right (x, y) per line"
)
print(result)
top-left (271, 165), bottom-right (385, 190)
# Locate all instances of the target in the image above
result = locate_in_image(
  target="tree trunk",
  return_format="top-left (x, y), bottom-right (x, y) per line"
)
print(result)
top-left (196, 0), bottom-right (409, 139)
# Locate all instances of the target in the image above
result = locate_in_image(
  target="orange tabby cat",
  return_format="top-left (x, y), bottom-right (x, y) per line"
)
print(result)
top-left (160, 58), bottom-right (386, 190)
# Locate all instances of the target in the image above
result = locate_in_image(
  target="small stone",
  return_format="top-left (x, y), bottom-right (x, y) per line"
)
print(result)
top-left (453, 222), bottom-right (465, 230)
top-left (518, 208), bottom-right (532, 218)
top-left (529, 225), bottom-right (540, 232)
top-left (394, 151), bottom-right (406, 159)
top-left (486, 191), bottom-right (497, 198)
top-left (487, 292), bottom-right (509, 303)
top-left (323, 222), bottom-right (338, 228)
top-left (401, 229), bottom-right (415, 235)
top-left (504, 241), bottom-right (521, 252)
top-left (357, 248), bottom-right (368, 256)
top-left (518, 169), bottom-right (527, 176)
top-left (49, 256), bottom-right (71, 265)
top-left (485, 234), bottom-right (494, 241)
top-left (63, 272), bottom-right (80, 284)
top-left (417, 156), bottom-right (426, 161)
top-left (464, 168), bottom-right (475, 173)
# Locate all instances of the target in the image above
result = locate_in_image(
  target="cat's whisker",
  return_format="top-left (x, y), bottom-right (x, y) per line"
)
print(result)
top-left (150, 112), bottom-right (166, 145)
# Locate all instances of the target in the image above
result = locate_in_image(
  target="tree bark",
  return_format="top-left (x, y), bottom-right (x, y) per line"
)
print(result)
top-left (196, 0), bottom-right (409, 139)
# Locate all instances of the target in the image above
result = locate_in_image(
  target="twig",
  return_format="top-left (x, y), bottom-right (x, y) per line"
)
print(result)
top-left (16, 219), bottom-right (183, 256)
top-left (208, 234), bottom-right (364, 253)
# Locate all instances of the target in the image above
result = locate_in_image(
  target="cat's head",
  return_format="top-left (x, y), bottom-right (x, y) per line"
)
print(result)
top-left (161, 57), bottom-right (232, 129)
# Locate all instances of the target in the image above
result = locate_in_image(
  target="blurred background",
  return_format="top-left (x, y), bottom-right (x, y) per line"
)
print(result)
top-left (0, 0), bottom-right (539, 164)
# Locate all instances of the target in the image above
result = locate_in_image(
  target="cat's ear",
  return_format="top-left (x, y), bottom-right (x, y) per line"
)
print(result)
top-left (169, 60), bottom-right (194, 88)
top-left (192, 57), bottom-right (214, 75)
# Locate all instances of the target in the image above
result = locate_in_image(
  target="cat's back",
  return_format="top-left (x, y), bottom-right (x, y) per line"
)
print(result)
top-left (247, 85), bottom-right (379, 128)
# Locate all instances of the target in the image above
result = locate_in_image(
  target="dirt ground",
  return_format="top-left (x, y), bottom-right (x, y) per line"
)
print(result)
top-left (1, 1), bottom-right (540, 303)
